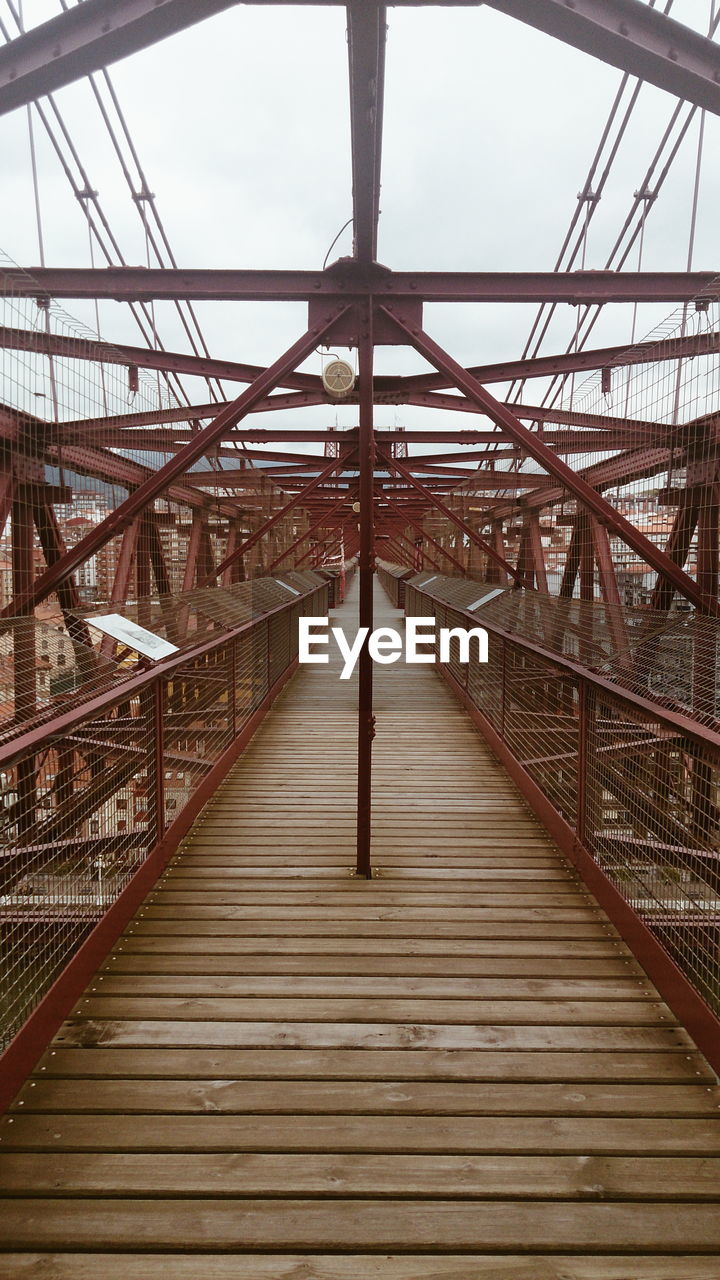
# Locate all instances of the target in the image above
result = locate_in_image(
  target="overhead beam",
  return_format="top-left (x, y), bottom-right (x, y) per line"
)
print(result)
top-left (348, 2), bottom-right (386, 262)
top-left (5, 324), bottom-right (717, 400)
top-left (394, 330), bottom-right (720, 393)
top-left (0, 0), bottom-right (242, 117)
top-left (3, 266), bottom-right (718, 303)
top-left (485, 0), bottom-right (720, 117)
top-left (0, 327), bottom-right (320, 394)
top-left (187, 465), bottom-right (556, 487)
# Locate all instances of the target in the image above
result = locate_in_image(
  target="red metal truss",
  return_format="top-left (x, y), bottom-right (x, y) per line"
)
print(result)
top-left (4, 0), bottom-right (720, 1159)
top-left (2, 0), bottom-right (720, 120)
top-left (381, 304), bottom-right (720, 615)
top-left (269, 496), bottom-right (353, 571)
top-left (1, 310), bottom-right (349, 616)
top-left (379, 449), bottom-right (524, 584)
top-left (203, 454), bottom-right (351, 585)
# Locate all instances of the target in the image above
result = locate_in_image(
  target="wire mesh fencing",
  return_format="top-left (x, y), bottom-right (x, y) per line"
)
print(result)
top-left (0, 572), bottom-right (328, 1049)
top-left (402, 571), bottom-right (720, 1025)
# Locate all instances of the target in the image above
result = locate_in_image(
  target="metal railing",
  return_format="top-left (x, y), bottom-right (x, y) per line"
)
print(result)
top-left (401, 569), bottom-right (720, 1071)
top-left (376, 560), bottom-right (414, 608)
top-left (0, 572), bottom-right (328, 1062)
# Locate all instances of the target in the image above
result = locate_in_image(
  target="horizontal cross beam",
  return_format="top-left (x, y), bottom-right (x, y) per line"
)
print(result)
top-left (3, 266), bottom-right (718, 304)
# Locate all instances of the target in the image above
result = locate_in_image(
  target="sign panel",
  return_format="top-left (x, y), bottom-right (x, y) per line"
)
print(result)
top-left (84, 613), bottom-right (179, 660)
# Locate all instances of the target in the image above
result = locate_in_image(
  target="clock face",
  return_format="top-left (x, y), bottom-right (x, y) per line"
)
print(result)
top-left (323, 360), bottom-right (354, 395)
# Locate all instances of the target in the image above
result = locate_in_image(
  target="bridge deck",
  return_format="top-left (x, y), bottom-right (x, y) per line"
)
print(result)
top-left (1, 581), bottom-right (719, 1277)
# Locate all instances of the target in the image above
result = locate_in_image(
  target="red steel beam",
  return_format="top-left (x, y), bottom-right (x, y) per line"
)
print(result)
top-left (485, 0), bottom-right (720, 116)
top-left (10, 0), bottom-right (720, 122)
top-left (527, 511), bottom-right (548, 593)
top-left (0, 0), bottom-right (245, 116)
top-left (590, 514), bottom-right (632, 666)
top-left (0, 327), bottom-right (320, 395)
top-left (393, 330), bottom-right (720, 394)
top-left (4, 266), bottom-right (718, 304)
top-left (394, 530), bottom-right (437, 573)
top-left (382, 305), bottom-right (720, 616)
top-left (356, 302), bottom-right (375, 879)
top-left (11, 327), bottom-right (718, 426)
top-left (10, 324), bottom-right (718, 407)
top-left (347, 1), bottom-right (386, 263)
top-left (384, 530), bottom-right (422, 571)
top-left (295, 516), bottom-right (351, 568)
top-left (407, 392), bottom-right (667, 437)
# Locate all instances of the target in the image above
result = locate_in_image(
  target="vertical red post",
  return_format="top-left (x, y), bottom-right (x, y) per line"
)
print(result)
top-left (691, 495), bottom-right (719, 838)
top-left (356, 303), bottom-right (375, 879)
top-left (229, 640), bottom-right (237, 740)
top-left (576, 679), bottom-right (589, 847)
top-left (151, 679), bottom-right (165, 846)
top-left (12, 490), bottom-right (36, 838)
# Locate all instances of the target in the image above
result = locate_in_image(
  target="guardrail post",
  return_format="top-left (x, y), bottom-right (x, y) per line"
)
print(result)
top-left (576, 679), bottom-right (588, 846)
top-left (500, 639), bottom-right (507, 738)
top-left (229, 640), bottom-right (237, 739)
top-left (151, 679), bottom-right (166, 845)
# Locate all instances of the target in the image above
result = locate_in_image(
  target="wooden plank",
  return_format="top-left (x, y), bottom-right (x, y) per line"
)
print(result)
top-left (1, 1255), bottom-right (719, 1280)
top-left (1, 1153), bottom-right (719, 1199)
top-left (114, 936), bottom-right (630, 957)
top-left (160, 875), bottom-right (580, 890)
top-left (103, 954), bottom-right (638, 978)
top-left (1, 1199), bottom-right (720, 1252)
top-left (126, 920), bottom-right (617, 938)
top-left (14, 1079), bottom-right (718, 1117)
top-left (5, 1115), bottom-right (717, 1155)
top-left (68, 996), bottom-right (673, 1025)
top-left (46, 1020), bottom-right (695, 1052)
top-left (138, 905), bottom-right (604, 921)
top-left (35, 1048), bottom-right (713, 1083)
top-left (148, 890), bottom-right (589, 906)
top-left (91, 975), bottom-right (653, 1001)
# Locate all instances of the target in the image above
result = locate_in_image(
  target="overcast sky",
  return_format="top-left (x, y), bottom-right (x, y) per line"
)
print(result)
top-left (1, 0), bottom-right (719, 447)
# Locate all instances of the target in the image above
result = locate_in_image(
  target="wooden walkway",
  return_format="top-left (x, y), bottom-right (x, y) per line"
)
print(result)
top-left (1, 578), bottom-right (720, 1277)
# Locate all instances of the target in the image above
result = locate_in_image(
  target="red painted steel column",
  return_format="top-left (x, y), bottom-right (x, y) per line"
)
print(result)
top-left (11, 488), bottom-right (37, 838)
top-left (356, 303), bottom-right (375, 879)
top-left (151, 679), bottom-right (166, 846)
top-left (692, 494), bottom-right (719, 838)
top-left (576, 680), bottom-right (589, 847)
